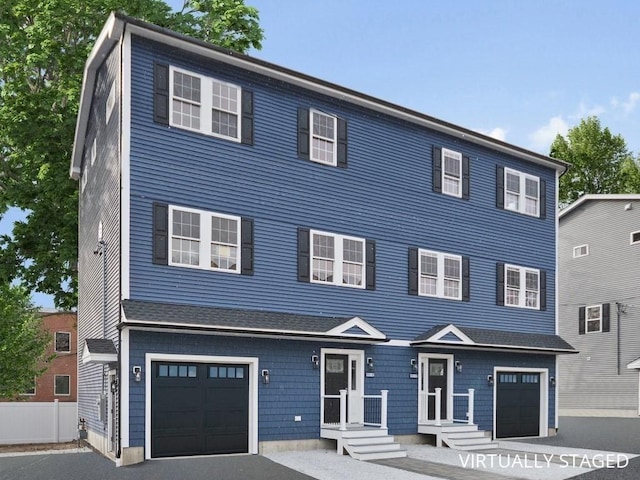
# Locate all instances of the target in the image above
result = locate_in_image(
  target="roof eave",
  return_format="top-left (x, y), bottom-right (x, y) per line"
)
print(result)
top-left (409, 340), bottom-right (577, 355)
top-left (560, 193), bottom-right (640, 219)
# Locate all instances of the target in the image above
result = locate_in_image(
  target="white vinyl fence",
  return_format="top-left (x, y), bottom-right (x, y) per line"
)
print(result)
top-left (0, 400), bottom-right (77, 445)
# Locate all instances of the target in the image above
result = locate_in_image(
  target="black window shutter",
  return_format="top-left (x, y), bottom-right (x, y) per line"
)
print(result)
top-left (432, 146), bottom-right (442, 193)
top-left (408, 247), bottom-right (419, 295)
top-left (462, 256), bottom-right (470, 302)
top-left (297, 227), bottom-right (310, 282)
top-left (240, 217), bottom-right (254, 275)
top-left (496, 262), bottom-right (505, 305)
top-left (297, 108), bottom-right (310, 159)
top-left (153, 63), bottom-right (169, 125)
top-left (337, 117), bottom-right (348, 168)
top-left (578, 307), bottom-right (586, 335)
top-left (539, 179), bottom-right (546, 219)
top-left (241, 90), bottom-right (254, 146)
top-left (152, 202), bottom-right (169, 265)
top-left (462, 155), bottom-right (470, 200)
top-left (602, 303), bottom-right (610, 332)
top-left (539, 270), bottom-right (547, 311)
top-left (365, 239), bottom-right (375, 290)
top-left (496, 166), bottom-right (504, 209)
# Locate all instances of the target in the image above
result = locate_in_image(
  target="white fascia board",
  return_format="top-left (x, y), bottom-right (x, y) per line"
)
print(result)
top-left (559, 194), bottom-right (640, 219)
top-left (325, 316), bottom-right (386, 340)
top-left (627, 358), bottom-right (640, 369)
top-left (423, 324), bottom-right (474, 344)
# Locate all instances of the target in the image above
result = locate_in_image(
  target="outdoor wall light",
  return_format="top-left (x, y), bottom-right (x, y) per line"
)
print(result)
top-left (487, 374), bottom-right (494, 386)
top-left (132, 366), bottom-right (142, 382)
top-left (410, 358), bottom-right (418, 373)
top-left (455, 361), bottom-right (462, 373)
top-left (550, 376), bottom-right (556, 386)
top-left (261, 369), bottom-right (270, 384)
top-left (366, 357), bottom-right (374, 372)
top-left (311, 354), bottom-right (319, 369)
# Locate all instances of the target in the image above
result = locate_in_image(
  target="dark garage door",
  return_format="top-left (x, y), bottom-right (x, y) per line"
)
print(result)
top-left (151, 362), bottom-right (249, 458)
top-left (496, 372), bottom-right (540, 438)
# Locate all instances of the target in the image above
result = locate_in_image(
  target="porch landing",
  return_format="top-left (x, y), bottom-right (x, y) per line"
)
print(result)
top-left (321, 425), bottom-right (407, 461)
top-left (419, 423), bottom-right (498, 451)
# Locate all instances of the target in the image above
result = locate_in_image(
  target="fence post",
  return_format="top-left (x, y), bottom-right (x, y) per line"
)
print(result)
top-left (434, 388), bottom-right (442, 426)
top-left (53, 399), bottom-right (60, 443)
top-left (380, 390), bottom-right (388, 430)
top-left (339, 389), bottom-right (347, 431)
top-left (468, 389), bottom-right (475, 425)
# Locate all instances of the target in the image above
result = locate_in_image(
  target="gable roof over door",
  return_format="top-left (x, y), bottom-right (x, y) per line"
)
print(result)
top-left (121, 299), bottom-right (387, 343)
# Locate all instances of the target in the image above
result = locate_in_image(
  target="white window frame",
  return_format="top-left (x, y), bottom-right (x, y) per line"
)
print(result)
top-left (309, 109), bottom-right (337, 166)
top-left (310, 230), bottom-right (365, 289)
top-left (504, 264), bottom-right (540, 310)
top-left (55, 331), bottom-right (71, 353)
top-left (418, 249), bottom-right (462, 300)
top-left (573, 244), bottom-right (589, 258)
top-left (504, 168), bottom-right (540, 217)
top-left (441, 148), bottom-right (462, 198)
top-left (631, 230), bottom-right (640, 245)
top-left (54, 374), bottom-right (71, 396)
top-left (106, 82), bottom-right (116, 123)
top-left (169, 66), bottom-right (242, 142)
top-left (586, 304), bottom-right (602, 333)
top-left (168, 205), bottom-right (241, 273)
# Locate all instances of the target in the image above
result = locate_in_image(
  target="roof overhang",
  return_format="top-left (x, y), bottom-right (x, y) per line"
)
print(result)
top-left (71, 12), bottom-right (569, 179)
top-left (559, 194), bottom-right (640, 219)
top-left (82, 338), bottom-right (118, 364)
top-left (627, 358), bottom-right (640, 370)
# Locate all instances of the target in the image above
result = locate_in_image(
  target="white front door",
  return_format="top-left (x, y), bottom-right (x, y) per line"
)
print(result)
top-left (418, 353), bottom-right (454, 423)
top-left (321, 349), bottom-right (364, 425)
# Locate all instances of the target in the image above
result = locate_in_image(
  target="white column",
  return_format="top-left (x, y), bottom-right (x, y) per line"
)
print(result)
top-left (339, 389), bottom-right (347, 431)
top-left (53, 399), bottom-right (60, 443)
top-left (380, 390), bottom-right (388, 429)
top-left (434, 388), bottom-right (442, 426)
top-left (467, 388), bottom-right (475, 425)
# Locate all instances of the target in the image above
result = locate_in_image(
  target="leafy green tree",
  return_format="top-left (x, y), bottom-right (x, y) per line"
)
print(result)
top-left (0, 284), bottom-right (52, 398)
top-left (0, 0), bottom-right (264, 309)
top-left (550, 116), bottom-right (637, 206)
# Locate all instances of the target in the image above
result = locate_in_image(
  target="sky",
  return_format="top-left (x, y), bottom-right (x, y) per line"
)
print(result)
top-left (4, 0), bottom-right (640, 309)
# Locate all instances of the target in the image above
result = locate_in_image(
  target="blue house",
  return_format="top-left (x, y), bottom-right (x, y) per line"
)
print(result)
top-left (71, 13), bottom-right (575, 464)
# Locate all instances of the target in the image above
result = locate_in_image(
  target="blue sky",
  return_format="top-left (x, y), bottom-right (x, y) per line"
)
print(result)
top-left (4, 1), bottom-right (639, 309)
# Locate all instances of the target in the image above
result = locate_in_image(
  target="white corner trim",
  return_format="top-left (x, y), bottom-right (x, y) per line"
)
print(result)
top-left (120, 29), bottom-right (132, 300)
top-left (120, 328), bottom-right (130, 448)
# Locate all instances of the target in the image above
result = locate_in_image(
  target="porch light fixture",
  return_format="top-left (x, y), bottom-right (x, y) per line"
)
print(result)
top-left (410, 358), bottom-right (418, 373)
top-left (366, 357), bottom-right (374, 372)
top-left (261, 369), bottom-right (270, 384)
top-left (550, 376), bottom-right (556, 386)
top-left (132, 366), bottom-right (142, 382)
top-left (455, 361), bottom-right (462, 373)
top-left (311, 354), bottom-right (319, 369)
top-left (487, 374), bottom-right (494, 386)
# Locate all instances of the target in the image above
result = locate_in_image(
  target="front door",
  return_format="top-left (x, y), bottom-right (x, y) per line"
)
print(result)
top-left (322, 350), bottom-right (363, 425)
top-left (419, 354), bottom-right (452, 423)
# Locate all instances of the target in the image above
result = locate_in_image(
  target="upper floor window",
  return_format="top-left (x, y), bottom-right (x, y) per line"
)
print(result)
top-left (585, 305), bottom-right (602, 333)
top-left (55, 332), bottom-right (71, 353)
top-left (579, 303), bottom-right (610, 335)
top-left (432, 146), bottom-right (469, 199)
top-left (54, 375), bottom-right (70, 396)
top-left (573, 244), bottom-right (589, 258)
top-left (631, 230), bottom-right (640, 245)
top-left (419, 249), bottom-right (462, 300)
top-left (504, 168), bottom-right (540, 216)
top-left (297, 228), bottom-right (375, 290)
top-left (169, 66), bottom-right (241, 142)
top-left (505, 264), bottom-right (539, 309)
top-left (297, 108), bottom-right (348, 168)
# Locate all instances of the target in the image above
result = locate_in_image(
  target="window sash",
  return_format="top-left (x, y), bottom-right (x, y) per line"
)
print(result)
top-left (310, 230), bottom-right (364, 288)
top-left (504, 264), bottom-right (539, 309)
top-left (418, 249), bottom-right (461, 300)
top-left (442, 148), bottom-right (462, 198)
top-left (310, 110), bottom-right (337, 166)
top-left (169, 206), bottom-right (241, 273)
top-left (169, 66), bottom-right (241, 141)
top-left (586, 305), bottom-right (602, 333)
top-left (573, 244), bottom-right (589, 258)
top-left (55, 332), bottom-right (71, 353)
top-left (54, 375), bottom-right (70, 396)
top-left (504, 168), bottom-right (540, 217)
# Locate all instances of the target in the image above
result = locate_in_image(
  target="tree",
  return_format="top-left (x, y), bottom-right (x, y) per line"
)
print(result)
top-left (0, 0), bottom-right (264, 309)
top-left (0, 284), bottom-right (52, 398)
top-left (550, 116), bottom-right (638, 206)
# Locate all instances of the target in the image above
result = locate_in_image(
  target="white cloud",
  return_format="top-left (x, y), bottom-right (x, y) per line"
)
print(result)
top-left (571, 101), bottom-right (606, 120)
top-left (528, 116), bottom-right (569, 153)
top-left (476, 127), bottom-right (507, 142)
top-left (622, 92), bottom-right (640, 114)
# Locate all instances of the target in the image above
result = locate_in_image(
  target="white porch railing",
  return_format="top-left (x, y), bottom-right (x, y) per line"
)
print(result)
top-left (419, 388), bottom-right (475, 426)
top-left (324, 390), bottom-right (388, 431)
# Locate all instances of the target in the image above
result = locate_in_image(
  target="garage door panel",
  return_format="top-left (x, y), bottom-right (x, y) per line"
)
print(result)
top-left (153, 434), bottom-right (201, 458)
top-left (496, 371), bottom-right (541, 438)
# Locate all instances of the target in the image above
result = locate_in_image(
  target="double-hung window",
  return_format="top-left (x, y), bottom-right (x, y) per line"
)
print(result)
top-left (55, 332), bottom-right (71, 353)
top-left (419, 249), bottom-right (462, 300)
top-left (170, 66), bottom-right (241, 142)
top-left (310, 109), bottom-right (337, 166)
top-left (505, 264), bottom-right (540, 309)
top-left (311, 230), bottom-right (365, 288)
top-left (504, 168), bottom-right (540, 217)
top-left (169, 206), bottom-right (241, 273)
top-left (441, 149), bottom-right (462, 198)
top-left (585, 305), bottom-right (602, 333)
top-left (54, 375), bottom-right (70, 396)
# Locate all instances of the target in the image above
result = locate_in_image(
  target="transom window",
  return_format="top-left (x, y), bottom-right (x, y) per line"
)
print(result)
top-left (158, 364), bottom-right (198, 378)
top-left (586, 305), bottom-right (602, 333)
top-left (311, 230), bottom-right (364, 288)
top-left (504, 168), bottom-right (540, 217)
top-left (442, 148), bottom-right (462, 198)
top-left (170, 66), bottom-right (241, 142)
top-left (310, 110), bottom-right (337, 166)
top-left (573, 244), bottom-right (589, 258)
top-left (169, 205), bottom-right (240, 273)
top-left (54, 375), bottom-right (70, 396)
top-left (505, 264), bottom-right (539, 309)
top-left (418, 249), bottom-right (462, 300)
top-left (55, 332), bottom-right (71, 353)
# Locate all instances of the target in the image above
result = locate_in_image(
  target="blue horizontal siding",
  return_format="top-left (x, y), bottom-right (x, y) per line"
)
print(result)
top-left (128, 36), bottom-right (557, 340)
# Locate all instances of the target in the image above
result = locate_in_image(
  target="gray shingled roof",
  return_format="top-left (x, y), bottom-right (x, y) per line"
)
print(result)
top-left (412, 324), bottom-right (576, 354)
top-left (84, 338), bottom-right (118, 354)
top-left (121, 300), bottom-right (386, 341)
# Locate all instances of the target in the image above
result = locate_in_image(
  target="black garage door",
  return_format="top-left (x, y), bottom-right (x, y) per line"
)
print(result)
top-left (151, 362), bottom-right (249, 458)
top-left (496, 372), bottom-right (540, 438)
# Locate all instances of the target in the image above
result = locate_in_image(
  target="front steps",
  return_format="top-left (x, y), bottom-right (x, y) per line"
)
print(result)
top-left (321, 426), bottom-right (407, 460)
top-left (419, 423), bottom-right (499, 451)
